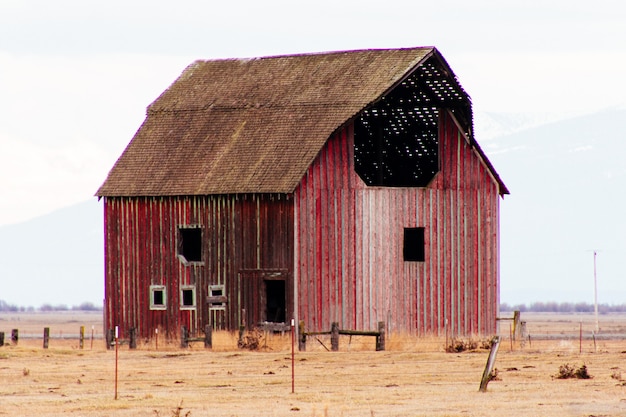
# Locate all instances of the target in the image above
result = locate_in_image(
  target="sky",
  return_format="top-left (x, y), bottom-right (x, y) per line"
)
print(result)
top-left (1, 0), bottom-right (625, 306)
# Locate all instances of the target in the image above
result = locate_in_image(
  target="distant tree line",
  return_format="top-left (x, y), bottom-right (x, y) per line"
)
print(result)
top-left (501, 301), bottom-right (626, 313)
top-left (3, 299), bottom-right (625, 314)
top-left (0, 300), bottom-right (102, 312)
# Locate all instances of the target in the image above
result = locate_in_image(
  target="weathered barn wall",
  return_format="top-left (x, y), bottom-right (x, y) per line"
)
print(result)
top-left (103, 194), bottom-right (294, 339)
top-left (293, 111), bottom-right (500, 335)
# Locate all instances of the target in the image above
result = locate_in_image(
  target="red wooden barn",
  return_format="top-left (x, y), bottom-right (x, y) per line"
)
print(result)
top-left (96, 47), bottom-right (508, 341)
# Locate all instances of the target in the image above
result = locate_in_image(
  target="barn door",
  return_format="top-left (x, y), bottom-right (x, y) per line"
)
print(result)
top-left (239, 269), bottom-right (287, 328)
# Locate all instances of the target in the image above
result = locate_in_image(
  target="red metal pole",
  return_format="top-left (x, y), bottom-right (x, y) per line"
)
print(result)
top-left (291, 318), bottom-right (295, 394)
top-left (114, 326), bottom-right (119, 400)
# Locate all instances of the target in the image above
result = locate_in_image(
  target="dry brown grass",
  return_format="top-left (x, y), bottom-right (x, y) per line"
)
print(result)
top-left (1, 312), bottom-right (625, 416)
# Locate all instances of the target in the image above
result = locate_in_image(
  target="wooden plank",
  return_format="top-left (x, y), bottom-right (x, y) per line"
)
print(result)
top-left (479, 336), bottom-right (501, 392)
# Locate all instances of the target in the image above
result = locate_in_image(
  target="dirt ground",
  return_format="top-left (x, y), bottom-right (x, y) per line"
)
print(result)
top-left (1, 312), bottom-right (625, 416)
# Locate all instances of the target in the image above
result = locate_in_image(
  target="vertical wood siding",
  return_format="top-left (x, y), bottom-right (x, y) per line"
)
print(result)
top-left (293, 111), bottom-right (500, 335)
top-left (103, 194), bottom-right (293, 339)
top-left (104, 113), bottom-right (500, 339)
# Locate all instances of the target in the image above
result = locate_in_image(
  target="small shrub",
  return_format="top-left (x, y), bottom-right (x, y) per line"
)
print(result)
top-left (446, 337), bottom-right (492, 353)
top-left (574, 364), bottom-right (591, 379)
top-left (238, 329), bottom-right (263, 350)
top-left (445, 338), bottom-right (466, 352)
top-left (22, 368), bottom-right (30, 377)
top-left (480, 338), bottom-right (496, 350)
top-left (153, 400), bottom-right (190, 417)
top-left (489, 368), bottom-right (500, 382)
top-left (556, 363), bottom-right (575, 379)
top-left (555, 363), bottom-right (592, 380)
top-left (610, 370), bottom-right (622, 381)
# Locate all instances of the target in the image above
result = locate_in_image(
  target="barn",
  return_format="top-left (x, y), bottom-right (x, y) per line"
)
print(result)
top-left (96, 47), bottom-right (508, 341)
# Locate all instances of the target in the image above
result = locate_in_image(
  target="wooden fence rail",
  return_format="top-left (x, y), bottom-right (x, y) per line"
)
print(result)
top-left (299, 321), bottom-right (385, 351)
top-left (0, 327), bottom-right (96, 349)
top-left (180, 325), bottom-right (212, 348)
top-left (106, 327), bottom-right (137, 350)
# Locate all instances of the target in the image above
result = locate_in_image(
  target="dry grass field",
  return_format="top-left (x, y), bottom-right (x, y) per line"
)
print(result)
top-left (1, 312), bottom-right (625, 416)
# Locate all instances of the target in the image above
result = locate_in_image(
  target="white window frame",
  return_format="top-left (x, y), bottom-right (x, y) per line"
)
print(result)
top-left (150, 285), bottom-right (167, 310)
top-left (208, 284), bottom-right (226, 310)
top-left (180, 285), bottom-right (197, 310)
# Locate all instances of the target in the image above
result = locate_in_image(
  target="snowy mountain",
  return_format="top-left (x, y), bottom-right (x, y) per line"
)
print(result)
top-left (483, 106), bottom-right (626, 305)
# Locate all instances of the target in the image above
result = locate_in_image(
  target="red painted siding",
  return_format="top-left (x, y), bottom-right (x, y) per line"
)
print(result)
top-left (104, 111), bottom-right (501, 339)
top-left (293, 111), bottom-right (500, 335)
top-left (103, 194), bottom-right (294, 339)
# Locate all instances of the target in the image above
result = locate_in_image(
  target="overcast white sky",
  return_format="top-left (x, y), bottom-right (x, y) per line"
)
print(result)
top-left (1, 0), bottom-right (625, 225)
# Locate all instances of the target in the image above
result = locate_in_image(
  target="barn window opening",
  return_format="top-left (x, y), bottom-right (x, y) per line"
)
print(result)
top-left (178, 226), bottom-right (203, 264)
top-left (180, 286), bottom-right (196, 310)
top-left (208, 285), bottom-right (226, 310)
top-left (265, 280), bottom-right (286, 323)
top-left (403, 227), bottom-right (425, 262)
top-left (150, 285), bottom-right (167, 310)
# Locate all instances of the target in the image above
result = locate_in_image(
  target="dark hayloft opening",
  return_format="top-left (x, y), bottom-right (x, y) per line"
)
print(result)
top-left (178, 227), bottom-right (202, 263)
top-left (354, 56), bottom-right (471, 188)
top-left (404, 227), bottom-right (425, 262)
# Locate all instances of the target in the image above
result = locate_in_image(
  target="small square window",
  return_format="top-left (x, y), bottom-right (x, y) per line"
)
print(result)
top-left (150, 285), bottom-right (167, 310)
top-left (180, 286), bottom-right (196, 310)
top-left (404, 227), bottom-right (425, 262)
top-left (178, 226), bottom-right (203, 264)
top-left (208, 285), bottom-right (226, 310)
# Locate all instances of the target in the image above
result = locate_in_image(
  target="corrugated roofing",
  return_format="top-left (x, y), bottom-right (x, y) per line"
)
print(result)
top-left (96, 47), bottom-right (507, 196)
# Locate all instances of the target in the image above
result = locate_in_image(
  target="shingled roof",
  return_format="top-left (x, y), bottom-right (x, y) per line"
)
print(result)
top-left (96, 47), bottom-right (506, 197)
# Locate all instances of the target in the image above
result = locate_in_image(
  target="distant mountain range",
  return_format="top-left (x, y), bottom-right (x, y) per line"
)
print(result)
top-left (1, 107), bottom-right (624, 307)
top-left (0, 199), bottom-right (103, 308)
top-left (484, 106), bottom-right (626, 305)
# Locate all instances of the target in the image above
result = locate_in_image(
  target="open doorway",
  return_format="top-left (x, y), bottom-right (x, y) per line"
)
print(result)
top-left (265, 280), bottom-right (286, 323)
top-left (239, 269), bottom-right (290, 329)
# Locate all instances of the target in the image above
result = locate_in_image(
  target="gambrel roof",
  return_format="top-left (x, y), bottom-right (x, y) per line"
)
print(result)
top-left (96, 47), bottom-right (508, 197)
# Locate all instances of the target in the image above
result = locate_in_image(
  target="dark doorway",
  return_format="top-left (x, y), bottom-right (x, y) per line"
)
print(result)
top-left (265, 280), bottom-right (286, 323)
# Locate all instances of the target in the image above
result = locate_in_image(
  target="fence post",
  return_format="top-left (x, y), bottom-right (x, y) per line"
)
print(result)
top-left (79, 326), bottom-right (85, 349)
top-left (106, 328), bottom-right (114, 350)
top-left (479, 336), bottom-right (501, 392)
top-left (11, 329), bottom-right (18, 345)
top-left (298, 320), bottom-right (306, 351)
top-left (129, 327), bottom-right (137, 349)
top-left (331, 322), bottom-right (339, 351)
top-left (204, 324), bottom-right (212, 349)
top-left (180, 326), bottom-right (189, 348)
top-left (376, 321), bottom-right (386, 351)
top-left (43, 327), bottom-right (50, 349)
